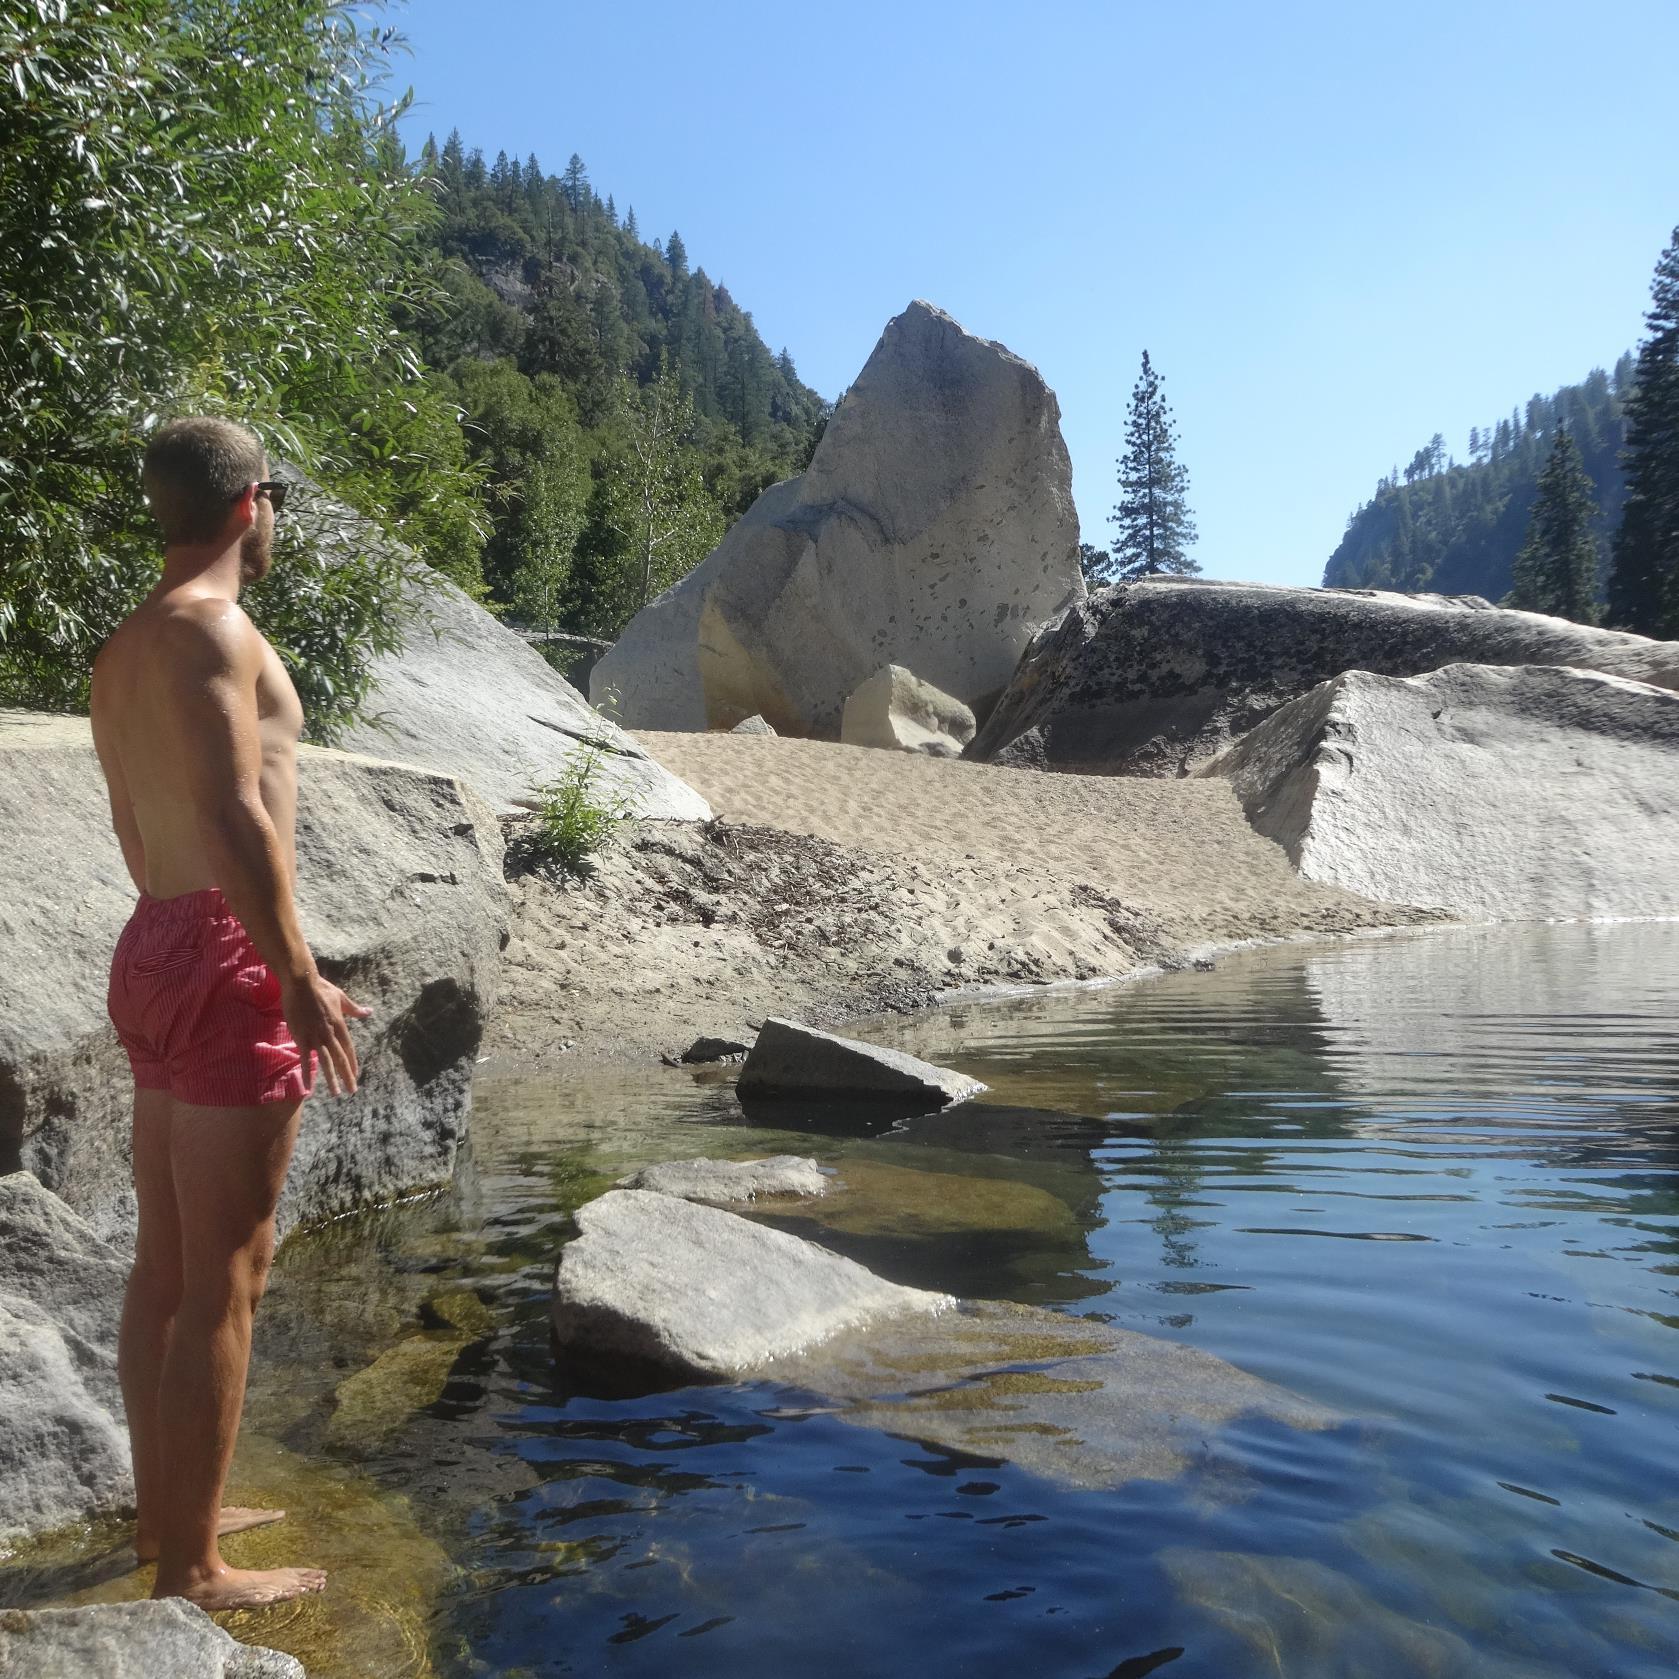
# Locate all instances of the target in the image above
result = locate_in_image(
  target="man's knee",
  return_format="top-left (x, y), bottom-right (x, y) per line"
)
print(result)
top-left (127, 1240), bottom-right (183, 1314)
top-left (179, 1220), bottom-right (278, 1316)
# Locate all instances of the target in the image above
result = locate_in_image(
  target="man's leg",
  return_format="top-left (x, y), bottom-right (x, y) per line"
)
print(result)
top-left (148, 1097), bottom-right (325, 1609)
top-left (121, 1088), bottom-right (285, 1563)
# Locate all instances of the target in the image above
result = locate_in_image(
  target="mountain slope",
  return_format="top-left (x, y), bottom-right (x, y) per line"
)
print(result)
top-left (1323, 357), bottom-right (1633, 601)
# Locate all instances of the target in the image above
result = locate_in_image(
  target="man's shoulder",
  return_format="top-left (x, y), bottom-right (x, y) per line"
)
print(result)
top-left (153, 596), bottom-right (262, 670)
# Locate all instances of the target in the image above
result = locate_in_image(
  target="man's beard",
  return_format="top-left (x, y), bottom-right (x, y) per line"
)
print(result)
top-left (238, 519), bottom-right (274, 584)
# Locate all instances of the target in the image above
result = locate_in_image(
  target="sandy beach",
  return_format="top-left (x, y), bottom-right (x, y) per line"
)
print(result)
top-left (486, 736), bottom-right (1434, 1064)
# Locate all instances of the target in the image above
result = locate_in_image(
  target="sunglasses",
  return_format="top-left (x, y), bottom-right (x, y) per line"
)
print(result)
top-left (236, 480), bottom-right (288, 514)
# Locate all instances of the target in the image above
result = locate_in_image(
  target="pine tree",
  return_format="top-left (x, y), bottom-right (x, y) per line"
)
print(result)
top-left (666, 229), bottom-right (688, 278)
top-left (561, 152), bottom-right (588, 212)
top-left (1109, 351), bottom-right (1199, 578)
top-left (1079, 542), bottom-right (1116, 584)
top-left (1509, 429), bottom-right (1601, 623)
top-left (623, 204), bottom-right (639, 241)
top-left (1608, 226), bottom-right (1679, 637)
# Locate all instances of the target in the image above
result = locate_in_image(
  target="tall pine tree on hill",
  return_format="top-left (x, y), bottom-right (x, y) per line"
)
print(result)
top-left (1508, 429), bottom-right (1601, 623)
top-left (1107, 351), bottom-right (1199, 581)
top-left (1608, 226), bottom-right (1679, 637)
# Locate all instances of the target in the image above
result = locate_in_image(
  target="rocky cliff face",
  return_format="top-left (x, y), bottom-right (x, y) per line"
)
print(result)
top-left (970, 578), bottom-right (1679, 776)
top-left (0, 713), bottom-right (509, 1243)
top-left (591, 301), bottom-right (1084, 735)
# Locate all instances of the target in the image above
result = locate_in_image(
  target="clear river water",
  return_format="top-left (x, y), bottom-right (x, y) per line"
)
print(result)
top-left (13, 922), bottom-right (1678, 1677)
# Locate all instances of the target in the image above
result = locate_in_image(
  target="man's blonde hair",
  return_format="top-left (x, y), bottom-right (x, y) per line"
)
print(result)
top-left (142, 417), bottom-right (266, 544)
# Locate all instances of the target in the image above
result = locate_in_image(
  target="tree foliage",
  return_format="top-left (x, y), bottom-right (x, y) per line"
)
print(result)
top-left (0, 0), bottom-right (485, 725)
top-left (414, 134), bottom-right (828, 638)
top-left (1325, 359), bottom-right (1634, 602)
top-left (1607, 227), bottom-right (1679, 638)
top-left (1110, 351), bottom-right (1199, 579)
top-left (1509, 430), bottom-right (1601, 623)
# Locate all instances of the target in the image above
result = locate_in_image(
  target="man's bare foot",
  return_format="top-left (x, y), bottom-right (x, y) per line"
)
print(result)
top-left (154, 1563), bottom-right (327, 1610)
top-left (135, 1507), bottom-right (285, 1563)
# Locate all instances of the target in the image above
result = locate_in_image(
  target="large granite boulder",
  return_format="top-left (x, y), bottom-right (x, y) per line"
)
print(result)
top-left (970, 577), bottom-right (1679, 776)
top-left (0, 712), bottom-right (508, 1242)
top-left (551, 1189), bottom-right (950, 1385)
top-left (0, 1600), bottom-right (302, 1678)
top-left (285, 475), bottom-right (709, 820)
top-left (1203, 663), bottom-right (1679, 919)
top-left (840, 664), bottom-right (976, 757)
top-left (0, 1174), bottom-right (130, 1549)
top-left (590, 301), bottom-right (1084, 735)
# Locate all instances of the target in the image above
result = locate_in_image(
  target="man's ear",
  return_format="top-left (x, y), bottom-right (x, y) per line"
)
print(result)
top-left (228, 481), bottom-right (258, 532)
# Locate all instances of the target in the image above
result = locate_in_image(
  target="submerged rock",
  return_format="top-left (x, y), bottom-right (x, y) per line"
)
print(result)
top-left (737, 1018), bottom-right (986, 1111)
top-left (615, 1156), bottom-right (828, 1203)
top-left (550, 1190), bottom-right (950, 1386)
top-left (840, 664), bottom-right (976, 757)
top-left (591, 300), bottom-right (1084, 734)
top-left (766, 1299), bottom-right (1338, 1492)
top-left (1161, 1548), bottom-right (1547, 1678)
top-left (1205, 663), bottom-right (1679, 918)
top-left (0, 714), bottom-right (508, 1242)
top-left (0, 1600), bottom-right (301, 1678)
top-left (971, 577), bottom-right (1679, 776)
top-left (0, 1174), bottom-right (130, 1551)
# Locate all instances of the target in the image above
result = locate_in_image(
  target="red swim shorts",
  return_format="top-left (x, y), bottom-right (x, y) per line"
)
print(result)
top-left (107, 887), bottom-right (315, 1108)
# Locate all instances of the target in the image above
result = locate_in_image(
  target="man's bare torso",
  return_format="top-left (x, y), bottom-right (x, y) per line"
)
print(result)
top-left (91, 596), bottom-right (304, 898)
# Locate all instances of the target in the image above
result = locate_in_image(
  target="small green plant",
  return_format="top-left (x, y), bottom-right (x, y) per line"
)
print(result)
top-left (526, 739), bottom-right (635, 876)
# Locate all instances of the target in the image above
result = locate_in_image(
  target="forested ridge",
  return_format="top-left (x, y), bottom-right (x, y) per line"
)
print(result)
top-left (0, 0), bottom-right (828, 726)
top-left (414, 132), bottom-right (829, 639)
top-left (1323, 357), bottom-right (1633, 601)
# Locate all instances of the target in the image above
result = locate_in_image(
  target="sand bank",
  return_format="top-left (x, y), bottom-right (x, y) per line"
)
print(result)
top-left (487, 736), bottom-right (1433, 1064)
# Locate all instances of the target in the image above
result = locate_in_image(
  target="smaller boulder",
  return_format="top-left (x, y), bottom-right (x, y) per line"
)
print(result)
top-left (616, 1156), bottom-right (828, 1203)
top-left (737, 1018), bottom-right (987, 1109)
top-left (840, 665), bottom-right (976, 757)
top-left (729, 714), bottom-right (777, 736)
top-left (551, 1189), bottom-right (949, 1386)
top-left (0, 1600), bottom-right (302, 1678)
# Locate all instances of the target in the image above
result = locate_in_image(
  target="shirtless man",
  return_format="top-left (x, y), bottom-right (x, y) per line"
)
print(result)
top-left (90, 416), bottom-right (369, 1609)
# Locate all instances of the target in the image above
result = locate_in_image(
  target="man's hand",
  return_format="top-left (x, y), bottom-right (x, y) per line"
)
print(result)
top-left (282, 973), bottom-right (372, 1097)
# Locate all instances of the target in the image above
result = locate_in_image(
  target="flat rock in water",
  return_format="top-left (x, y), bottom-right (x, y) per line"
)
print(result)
top-left (550, 1189), bottom-right (950, 1386)
top-left (0, 1600), bottom-right (302, 1678)
top-left (0, 1173), bottom-right (131, 1549)
top-left (765, 1299), bottom-right (1339, 1493)
top-left (592, 300), bottom-right (1084, 735)
top-left (1205, 663), bottom-right (1679, 918)
top-left (0, 713), bottom-right (508, 1242)
top-left (615, 1156), bottom-right (828, 1202)
top-left (971, 577), bottom-right (1679, 776)
top-left (737, 1017), bottom-right (986, 1109)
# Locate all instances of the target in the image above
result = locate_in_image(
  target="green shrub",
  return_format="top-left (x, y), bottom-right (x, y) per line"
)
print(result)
top-left (524, 740), bottom-right (635, 876)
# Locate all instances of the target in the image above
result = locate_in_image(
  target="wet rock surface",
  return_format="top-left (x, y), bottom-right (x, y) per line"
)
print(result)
top-left (614, 1155), bottom-right (828, 1202)
top-left (0, 1600), bottom-right (303, 1678)
top-left (971, 578), bottom-right (1679, 776)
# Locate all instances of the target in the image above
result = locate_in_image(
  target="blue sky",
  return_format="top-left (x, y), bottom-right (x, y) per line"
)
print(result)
top-left (392, 0), bottom-right (1679, 587)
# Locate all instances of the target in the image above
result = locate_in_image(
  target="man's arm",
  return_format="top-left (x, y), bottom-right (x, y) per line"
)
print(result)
top-left (159, 602), bottom-right (364, 1096)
